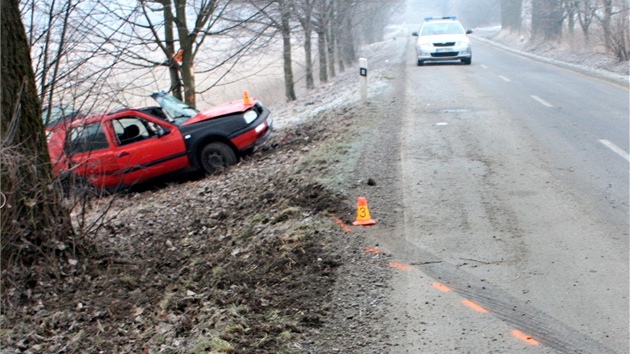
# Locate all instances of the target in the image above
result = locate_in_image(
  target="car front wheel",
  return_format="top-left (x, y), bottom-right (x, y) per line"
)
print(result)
top-left (461, 58), bottom-right (471, 65)
top-left (200, 142), bottom-right (237, 174)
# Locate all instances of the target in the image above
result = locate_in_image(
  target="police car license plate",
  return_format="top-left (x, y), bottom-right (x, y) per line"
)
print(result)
top-left (435, 48), bottom-right (452, 53)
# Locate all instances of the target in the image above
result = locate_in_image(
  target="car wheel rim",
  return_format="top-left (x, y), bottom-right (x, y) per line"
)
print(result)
top-left (205, 151), bottom-right (225, 170)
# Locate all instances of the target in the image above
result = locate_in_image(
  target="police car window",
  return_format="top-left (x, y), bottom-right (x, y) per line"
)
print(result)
top-left (67, 122), bottom-right (109, 153)
top-left (421, 22), bottom-right (464, 36)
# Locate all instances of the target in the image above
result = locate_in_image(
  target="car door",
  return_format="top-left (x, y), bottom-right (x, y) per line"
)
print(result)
top-left (65, 121), bottom-right (122, 189)
top-left (107, 113), bottom-right (189, 186)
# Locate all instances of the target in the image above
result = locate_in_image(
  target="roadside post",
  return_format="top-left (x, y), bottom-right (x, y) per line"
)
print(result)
top-left (359, 58), bottom-right (368, 103)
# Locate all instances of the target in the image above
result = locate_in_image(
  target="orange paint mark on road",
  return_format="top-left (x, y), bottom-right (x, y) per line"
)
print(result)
top-left (512, 330), bottom-right (540, 345)
top-left (364, 247), bottom-right (382, 254)
top-left (333, 216), bottom-right (353, 234)
top-left (389, 262), bottom-right (412, 270)
top-left (432, 282), bottom-right (452, 292)
top-left (462, 300), bottom-right (489, 313)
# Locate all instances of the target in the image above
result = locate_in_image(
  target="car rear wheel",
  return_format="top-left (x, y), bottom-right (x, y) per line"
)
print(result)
top-left (200, 142), bottom-right (237, 174)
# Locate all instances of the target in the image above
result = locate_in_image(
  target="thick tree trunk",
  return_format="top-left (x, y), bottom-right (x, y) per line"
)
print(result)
top-left (1, 0), bottom-right (73, 264)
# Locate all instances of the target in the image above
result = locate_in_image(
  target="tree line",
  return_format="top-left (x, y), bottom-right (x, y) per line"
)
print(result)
top-left (500, 0), bottom-right (629, 60)
top-left (24, 0), bottom-right (403, 111)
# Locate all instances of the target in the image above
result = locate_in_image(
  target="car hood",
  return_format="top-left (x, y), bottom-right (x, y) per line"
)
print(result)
top-left (183, 99), bottom-right (258, 126)
top-left (418, 34), bottom-right (467, 44)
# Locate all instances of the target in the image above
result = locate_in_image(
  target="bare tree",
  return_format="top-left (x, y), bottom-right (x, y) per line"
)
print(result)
top-left (602, 0), bottom-right (630, 60)
top-left (313, 0), bottom-right (333, 83)
top-left (22, 0), bottom-right (132, 118)
top-left (1, 0), bottom-right (73, 265)
top-left (250, 0), bottom-right (297, 101)
top-left (531, 0), bottom-right (564, 40)
top-left (293, 0), bottom-right (316, 89)
top-left (574, 0), bottom-right (598, 42)
top-left (101, 0), bottom-right (267, 108)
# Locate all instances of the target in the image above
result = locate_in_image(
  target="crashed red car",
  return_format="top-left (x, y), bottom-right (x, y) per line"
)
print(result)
top-left (48, 91), bottom-right (272, 191)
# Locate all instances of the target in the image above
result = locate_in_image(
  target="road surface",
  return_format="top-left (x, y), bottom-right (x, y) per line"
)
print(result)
top-left (364, 33), bottom-right (629, 353)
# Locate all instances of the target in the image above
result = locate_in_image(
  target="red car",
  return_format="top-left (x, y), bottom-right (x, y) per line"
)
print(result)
top-left (48, 91), bottom-right (272, 191)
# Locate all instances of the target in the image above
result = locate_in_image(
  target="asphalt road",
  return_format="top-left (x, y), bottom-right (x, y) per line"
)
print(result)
top-left (378, 36), bottom-right (629, 353)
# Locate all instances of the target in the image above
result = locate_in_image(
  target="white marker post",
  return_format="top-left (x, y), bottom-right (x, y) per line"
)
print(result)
top-left (359, 58), bottom-right (368, 103)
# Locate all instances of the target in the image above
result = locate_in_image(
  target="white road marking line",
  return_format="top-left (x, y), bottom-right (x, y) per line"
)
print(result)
top-left (498, 75), bottom-right (511, 82)
top-left (531, 95), bottom-right (553, 107)
top-left (481, 64), bottom-right (488, 69)
top-left (599, 139), bottom-right (630, 162)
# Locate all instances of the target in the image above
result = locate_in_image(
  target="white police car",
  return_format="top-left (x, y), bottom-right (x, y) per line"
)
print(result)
top-left (412, 16), bottom-right (472, 66)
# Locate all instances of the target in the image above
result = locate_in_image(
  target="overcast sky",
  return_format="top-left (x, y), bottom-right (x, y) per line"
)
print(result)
top-left (398, 0), bottom-right (500, 28)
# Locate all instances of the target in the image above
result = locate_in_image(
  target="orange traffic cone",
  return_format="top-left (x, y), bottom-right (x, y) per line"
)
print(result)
top-left (243, 90), bottom-right (251, 105)
top-left (353, 196), bottom-right (376, 226)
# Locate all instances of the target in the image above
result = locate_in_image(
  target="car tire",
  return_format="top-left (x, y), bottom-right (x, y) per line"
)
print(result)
top-left (417, 60), bottom-right (424, 66)
top-left (200, 142), bottom-right (237, 174)
top-left (462, 58), bottom-right (471, 65)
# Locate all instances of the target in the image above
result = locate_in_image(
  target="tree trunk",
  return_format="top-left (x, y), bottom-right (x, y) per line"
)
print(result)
top-left (501, 0), bottom-right (523, 33)
top-left (1, 0), bottom-right (73, 265)
top-left (180, 42), bottom-right (196, 107)
top-left (342, 14), bottom-right (356, 65)
top-left (173, 0), bottom-right (197, 107)
top-left (531, 0), bottom-right (563, 40)
top-left (280, 0), bottom-right (296, 101)
top-left (602, 0), bottom-right (613, 50)
top-left (163, 1), bottom-right (182, 100)
top-left (317, 30), bottom-right (328, 83)
top-left (326, 23), bottom-right (336, 79)
top-left (304, 27), bottom-right (315, 89)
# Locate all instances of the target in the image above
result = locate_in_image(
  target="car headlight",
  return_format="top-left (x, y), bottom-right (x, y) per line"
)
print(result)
top-left (243, 110), bottom-right (258, 124)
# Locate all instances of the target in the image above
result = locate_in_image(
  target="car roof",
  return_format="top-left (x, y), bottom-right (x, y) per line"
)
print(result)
top-left (65, 108), bottom-right (158, 128)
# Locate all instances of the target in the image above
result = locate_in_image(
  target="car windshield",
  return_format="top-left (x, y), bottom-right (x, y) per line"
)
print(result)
top-left (42, 105), bottom-right (77, 128)
top-left (150, 91), bottom-right (199, 125)
top-left (421, 22), bottom-right (465, 36)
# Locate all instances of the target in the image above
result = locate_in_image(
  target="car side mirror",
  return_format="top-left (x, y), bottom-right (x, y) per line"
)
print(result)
top-left (157, 126), bottom-right (170, 137)
top-left (466, 29), bottom-right (473, 34)
top-left (412, 32), bottom-right (418, 36)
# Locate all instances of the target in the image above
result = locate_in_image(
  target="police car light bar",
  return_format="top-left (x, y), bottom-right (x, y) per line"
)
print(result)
top-left (424, 16), bottom-right (457, 21)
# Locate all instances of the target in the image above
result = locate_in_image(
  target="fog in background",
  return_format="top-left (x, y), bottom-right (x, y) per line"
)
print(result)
top-left (400, 0), bottom-right (501, 28)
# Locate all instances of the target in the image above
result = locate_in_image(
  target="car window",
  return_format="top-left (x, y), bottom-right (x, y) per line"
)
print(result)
top-left (112, 117), bottom-right (159, 146)
top-left (67, 122), bottom-right (109, 154)
top-left (421, 22), bottom-right (465, 36)
top-left (42, 105), bottom-right (78, 128)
